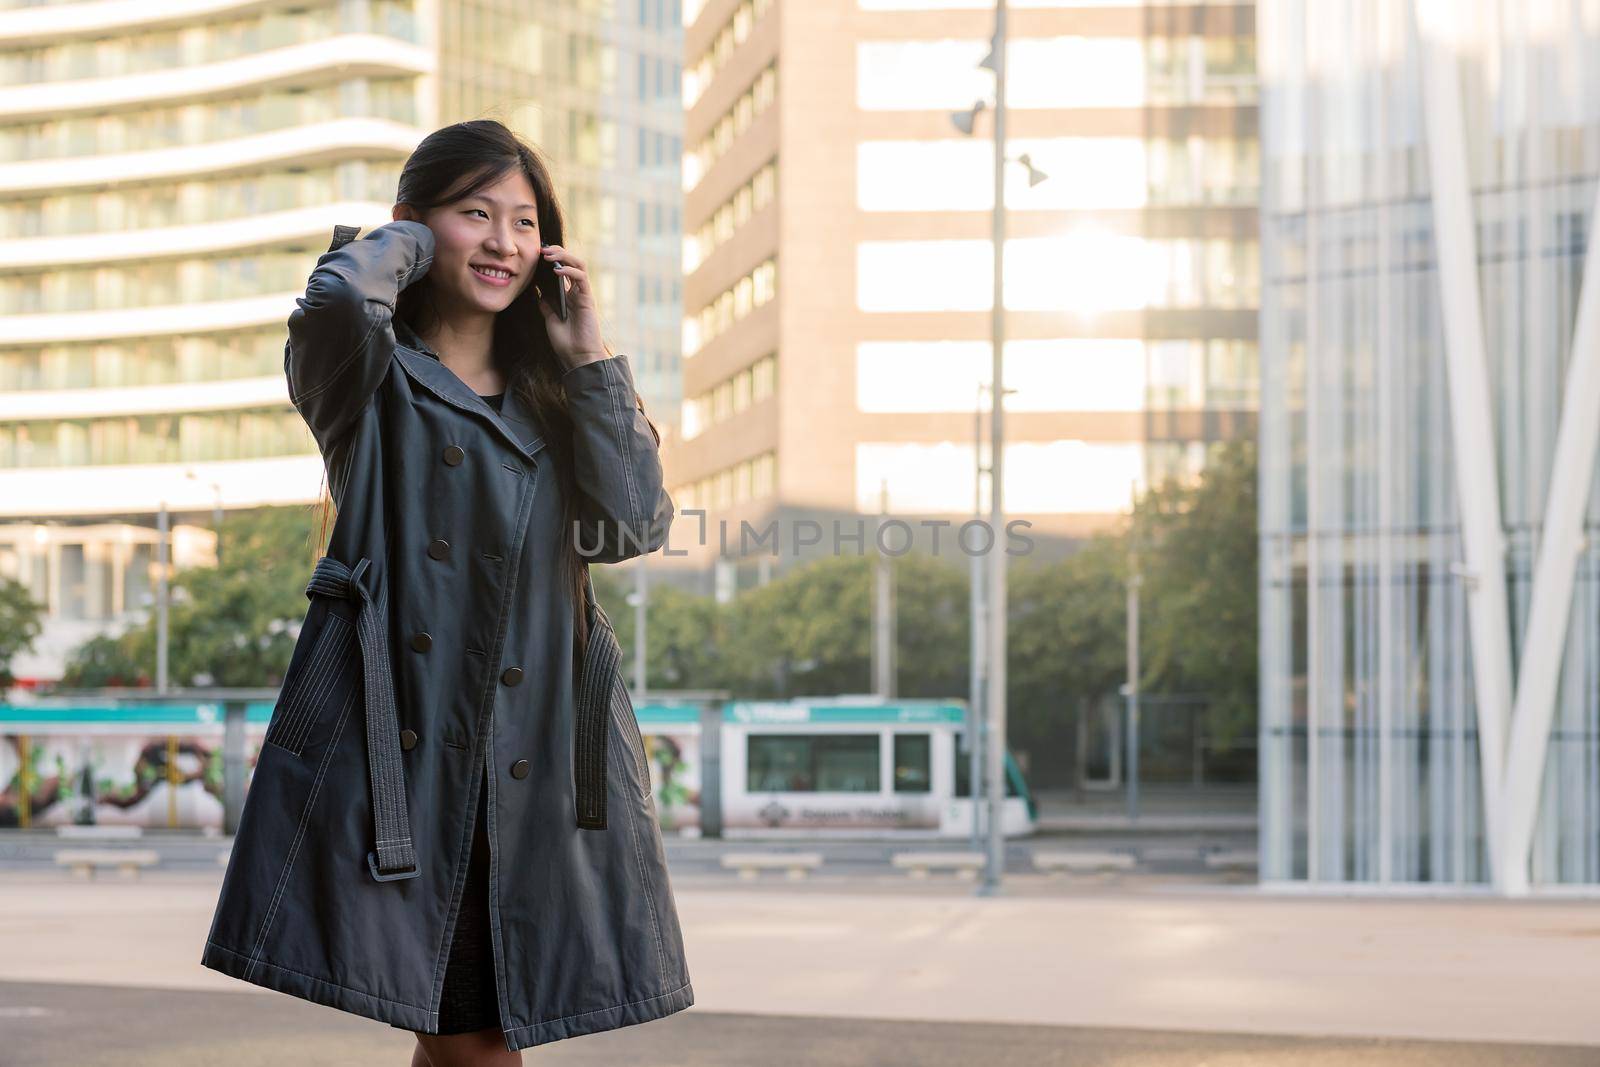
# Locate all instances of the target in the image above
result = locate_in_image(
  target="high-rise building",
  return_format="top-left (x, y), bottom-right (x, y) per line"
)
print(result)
top-left (670, 0), bottom-right (1258, 577)
top-left (0, 0), bottom-right (683, 682)
top-left (1259, 0), bottom-right (1600, 892)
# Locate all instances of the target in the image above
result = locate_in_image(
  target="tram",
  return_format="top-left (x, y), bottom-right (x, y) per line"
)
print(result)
top-left (718, 697), bottom-right (1036, 838)
top-left (0, 695), bottom-right (1036, 838)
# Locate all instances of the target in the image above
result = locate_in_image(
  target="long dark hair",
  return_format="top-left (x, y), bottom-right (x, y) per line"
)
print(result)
top-left (313, 119), bottom-right (661, 655)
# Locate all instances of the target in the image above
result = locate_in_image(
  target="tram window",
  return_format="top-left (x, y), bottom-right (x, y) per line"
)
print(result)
top-left (952, 742), bottom-right (1020, 798)
top-left (892, 733), bottom-right (931, 793)
top-left (747, 734), bottom-right (880, 792)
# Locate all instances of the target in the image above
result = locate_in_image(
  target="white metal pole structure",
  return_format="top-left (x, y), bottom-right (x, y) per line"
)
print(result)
top-left (980, 0), bottom-right (1010, 895)
top-left (1411, 0), bottom-right (1513, 889)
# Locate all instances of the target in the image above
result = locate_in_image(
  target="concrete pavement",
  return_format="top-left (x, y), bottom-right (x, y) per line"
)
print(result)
top-left (6, 978), bottom-right (1596, 1066)
top-left (0, 868), bottom-right (1595, 1057)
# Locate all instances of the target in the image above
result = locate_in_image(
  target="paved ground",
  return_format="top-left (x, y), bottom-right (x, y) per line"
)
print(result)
top-left (5, 978), bottom-right (1596, 1066)
top-left (1, 863), bottom-right (1596, 1063)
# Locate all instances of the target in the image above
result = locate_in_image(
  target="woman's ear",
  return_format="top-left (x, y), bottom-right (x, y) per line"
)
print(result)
top-left (393, 202), bottom-right (420, 223)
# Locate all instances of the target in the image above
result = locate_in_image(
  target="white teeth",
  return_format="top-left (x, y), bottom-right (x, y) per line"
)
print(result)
top-left (474, 266), bottom-right (510, 279)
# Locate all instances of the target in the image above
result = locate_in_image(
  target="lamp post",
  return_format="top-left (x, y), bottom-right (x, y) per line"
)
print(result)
top-left (949, 0), bottom-right (1047, 894)
top-left (156, 501), bottom-right (169, 694)
top-left (873, 480), bottom-right (896, 699)
top-left (969, 383), bottom-right (988, 853)
top-left (626, 559), bottom-right (649, 700)
top-left (185, 469), bottom-right (224, 565)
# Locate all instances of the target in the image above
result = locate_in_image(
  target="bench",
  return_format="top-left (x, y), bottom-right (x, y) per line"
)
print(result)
top-left (720, 851), bottom-right (823, 880)
top-left (55, 825), bottom-right (143, 840)
top-left (891, 851), bottom-right (985, 880)
top-left (1031, 850), bottom-right (1136, 878)
top-left (53, 849), bottom-right (160, 879)
top-left (1203, 849), bottom-right (1258, 873)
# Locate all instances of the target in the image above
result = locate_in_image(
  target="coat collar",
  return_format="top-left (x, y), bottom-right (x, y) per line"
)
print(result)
top-left (391, 317), bottom-right (546, 462)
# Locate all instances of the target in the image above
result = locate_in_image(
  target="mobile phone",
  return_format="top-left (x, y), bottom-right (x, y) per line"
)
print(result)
top-left (535, 255), bottom-right (568, 322)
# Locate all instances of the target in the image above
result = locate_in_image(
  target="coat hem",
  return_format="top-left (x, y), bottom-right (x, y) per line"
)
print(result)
top-left (500, 977), bottom-right (695, 1052)
top-left (200, 938), bottom-right (438, 1033)
top-left (204, 937), bottom-right (693, 1051)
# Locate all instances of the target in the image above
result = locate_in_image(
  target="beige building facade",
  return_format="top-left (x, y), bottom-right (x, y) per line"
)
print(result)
top-left (669, 0), bottom-right (1257, 574)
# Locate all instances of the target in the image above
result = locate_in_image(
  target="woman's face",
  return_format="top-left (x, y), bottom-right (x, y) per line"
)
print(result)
top-left (394, 168), bottom-right (542, 319)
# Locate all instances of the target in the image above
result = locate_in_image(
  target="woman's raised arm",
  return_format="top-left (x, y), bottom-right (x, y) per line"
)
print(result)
top-left (285, 219), bottom-right (435, 453)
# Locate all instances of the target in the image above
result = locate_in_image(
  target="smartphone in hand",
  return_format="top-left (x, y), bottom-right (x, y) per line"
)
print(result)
top-left (535, 253), bottom-right (568, 322)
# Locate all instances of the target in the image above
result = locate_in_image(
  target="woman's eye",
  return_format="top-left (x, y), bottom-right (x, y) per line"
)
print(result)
top-left (466, 210), bottom-right (534, 228)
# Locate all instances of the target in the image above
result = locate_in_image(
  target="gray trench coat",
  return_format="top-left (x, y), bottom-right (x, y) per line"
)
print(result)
top-left (199, 220), bottom-right (692, 1052)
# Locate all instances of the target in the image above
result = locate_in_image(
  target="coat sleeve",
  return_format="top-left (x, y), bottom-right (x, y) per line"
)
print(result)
top-left (285, 219), bottom-right (435, 452)
top-left (562, 353), bottom-right (675, 564)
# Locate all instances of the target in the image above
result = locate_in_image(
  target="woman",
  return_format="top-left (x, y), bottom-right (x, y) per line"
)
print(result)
top-left (200, 120), bottom-right (692, 1065)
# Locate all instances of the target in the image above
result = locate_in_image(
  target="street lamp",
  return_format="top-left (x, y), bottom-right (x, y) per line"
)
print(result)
top-left (950, 99), bottom-right (986, 135)
top-left (947, 0), bottom-right (1050, 895)
top-left (1014, 152), bottom-right (1048, 187)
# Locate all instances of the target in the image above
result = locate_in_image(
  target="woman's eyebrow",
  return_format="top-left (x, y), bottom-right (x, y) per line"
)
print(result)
top-left (464, 195), bottom-right (537, 211)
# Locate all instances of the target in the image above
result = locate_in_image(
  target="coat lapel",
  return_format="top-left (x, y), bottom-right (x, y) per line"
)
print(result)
top-left (391, 319), bottom-right (546, 461)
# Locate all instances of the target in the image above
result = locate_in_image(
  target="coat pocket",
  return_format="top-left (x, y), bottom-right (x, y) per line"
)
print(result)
top-left (574, 601), bottom-right (630, 830)
top-left (609, 676), bottom-right (653, 801)
top-left (265, 606), bottom-right (357, 756)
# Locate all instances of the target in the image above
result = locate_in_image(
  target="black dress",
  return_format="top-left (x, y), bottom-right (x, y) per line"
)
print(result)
top-left (395, 390), bottom-right (506, 1038)
top-left (434, 757), bottom-right (500, 1034)
top-left (433, 388), bottom-right (508, 1036)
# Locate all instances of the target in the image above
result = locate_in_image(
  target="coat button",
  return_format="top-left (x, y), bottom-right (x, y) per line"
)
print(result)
top-left (443, 444), bottom-right (465, 466)
top-left (410, 631), bottom-right (432, 652)
top-left (501, 666), bottom-right (523, 686)
top-left (510, 758), bottom-right (530, 779)
top-left (400, 729), bottom-right (418, 751)
top-left (427, 538), bottom-right (450, 560)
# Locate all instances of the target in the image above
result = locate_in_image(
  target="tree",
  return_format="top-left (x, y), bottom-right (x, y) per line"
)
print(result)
top-left (0, 575), bottom-right (45, 690)
top-left (59, 506), bottom-right (323, 689)
top-left (1006, 534), bottom-right (1129, 777)
top-left (1131, 438), bottom-right (1259, 749)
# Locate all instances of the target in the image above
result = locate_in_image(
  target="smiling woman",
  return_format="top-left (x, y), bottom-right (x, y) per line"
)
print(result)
top-left (201, 119), bottom-right (688, 1062)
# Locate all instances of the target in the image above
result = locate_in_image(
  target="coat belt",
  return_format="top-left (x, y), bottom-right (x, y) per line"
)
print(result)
top-left (305, 554), bottom-right (420, 881)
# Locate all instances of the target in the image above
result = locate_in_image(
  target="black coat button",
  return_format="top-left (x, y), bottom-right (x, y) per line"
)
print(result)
top-left (443, 444), bottom-right (465, 466)
top-left (501, 666), bottom-right (523, 686)
top-left (410, 631), bottom-right (432, 652)
top-left (510, 758), bottom-right (530, 779)
top-left (427, 538), bottom-right (450, 560)
top-left (400, 729), bottom-right (418, 751)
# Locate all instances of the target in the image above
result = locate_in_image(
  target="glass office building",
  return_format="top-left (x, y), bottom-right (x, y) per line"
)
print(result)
top-left (1259, 0), bottom-right (1600, 892)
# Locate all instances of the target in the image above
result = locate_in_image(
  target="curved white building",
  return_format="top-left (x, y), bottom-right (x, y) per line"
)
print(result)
top-left (0, 0), bottom-right (683, 682)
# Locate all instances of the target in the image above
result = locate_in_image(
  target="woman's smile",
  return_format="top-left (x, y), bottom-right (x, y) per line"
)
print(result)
top-left (470, 263), bottom-right (515, 287)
